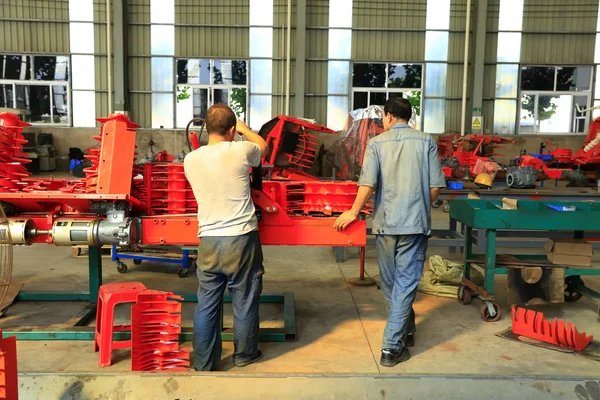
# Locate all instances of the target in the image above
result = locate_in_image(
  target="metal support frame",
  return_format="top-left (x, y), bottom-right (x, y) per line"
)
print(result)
top-left (294, 0), bottom-right (306, 117)
top-left (4, 249), bottom-right (296, 342)
top-left (471, 0), bottom-right (487, 133)
top-left (112, 0), bottom-right (129, 113)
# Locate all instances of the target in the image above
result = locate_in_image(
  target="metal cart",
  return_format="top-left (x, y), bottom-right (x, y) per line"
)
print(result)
top-left (111, 245), bottom-right (197, 278)
top-left (450, 199), bottom-right (600, 322)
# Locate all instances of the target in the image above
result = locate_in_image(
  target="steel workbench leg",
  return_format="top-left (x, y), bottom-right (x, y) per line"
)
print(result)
top-left (449, 216), bottom-right (457, 254)
top-left (334, 246), bottom-right (345, 263)
top-left (484, 230), bottom-right (497, 295)
top-left (89, 246), bottom-right (103, 304)
top-left (464, 227), bottom-right (473, 280)
top-left (477, 229), bottom-right (486, 254)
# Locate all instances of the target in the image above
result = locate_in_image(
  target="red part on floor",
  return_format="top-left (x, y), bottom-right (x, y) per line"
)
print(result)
top-left (511, 306), bottom-right (593, 351)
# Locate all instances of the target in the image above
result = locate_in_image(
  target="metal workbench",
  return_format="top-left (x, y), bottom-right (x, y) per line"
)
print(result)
top-left (3, 247), bottom-right (296, 342)
top-left (450, 199), bottom-right (600, 322)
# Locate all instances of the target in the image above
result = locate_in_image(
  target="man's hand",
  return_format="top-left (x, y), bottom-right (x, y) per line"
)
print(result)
top-left (334, 210), bottom-right (359, 231)
top-left (236, 120), bottom-right (251, 136)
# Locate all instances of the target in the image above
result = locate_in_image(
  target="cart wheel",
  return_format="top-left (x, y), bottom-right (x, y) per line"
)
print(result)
top-left (564, 276), bottom-right (583, 303)
top-left (116, 261), bottom-right (128, 274)
top-left (480, 302), bottom-right (501, 322)
top-left (443, 203), bottom-right (451, 213)
top-left (432, 200), bottom-right (442, 208)
top-left (133, 259), bottom-right (142, 266)
top-left (457, 285), bottom-right (472, 305)
top-left (177, 268), bottom-right (189, 278)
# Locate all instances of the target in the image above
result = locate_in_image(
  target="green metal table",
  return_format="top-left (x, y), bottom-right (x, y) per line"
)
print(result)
top-left (3, 247), bottom-right (296, 342)
top-left (450, 199), bottom-right (600, 322)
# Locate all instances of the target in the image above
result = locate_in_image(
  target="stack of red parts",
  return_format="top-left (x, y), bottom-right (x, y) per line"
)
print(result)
top-left (0, 112), bottom-right (32, 193)
top-left (131, 290), bottom-right (189, 372)
top-left (511, 306), bottom-right (593, 351)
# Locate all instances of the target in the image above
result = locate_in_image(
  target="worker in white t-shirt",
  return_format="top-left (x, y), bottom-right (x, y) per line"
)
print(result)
top-left (184, 104), bottom-right (268, 371)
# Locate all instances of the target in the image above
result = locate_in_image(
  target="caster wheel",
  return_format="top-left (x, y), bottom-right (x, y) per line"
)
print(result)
top-left (564, 276), bottom-right (583, 303)
top-left (177, 268), bottom-right (189, 278)
top-left (432, 200), bottom-right (442, 208)
top-left (443, 203), bottom-right (451, 213)
top-left (133, 259), bottom-right (142, 266)
top-left (480, 302), bottom-right (501, 322)
top-left (116, 261), bottom-right (128, 274)
top-left (457, 285), bottom-right (472, 305)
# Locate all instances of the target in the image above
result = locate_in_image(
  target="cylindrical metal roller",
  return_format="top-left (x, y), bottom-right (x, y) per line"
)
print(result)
top-left (1, 219), bottom-right (35, 245)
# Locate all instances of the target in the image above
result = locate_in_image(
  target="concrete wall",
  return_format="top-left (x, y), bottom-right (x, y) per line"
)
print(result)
top-left (26, 125), bottom-right (587, 173)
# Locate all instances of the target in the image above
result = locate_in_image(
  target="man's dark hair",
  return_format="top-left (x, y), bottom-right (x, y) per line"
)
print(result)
top-left (384, 97), bottom-right (412, 122)
top-left (206, 104), bottom-right (236, 136)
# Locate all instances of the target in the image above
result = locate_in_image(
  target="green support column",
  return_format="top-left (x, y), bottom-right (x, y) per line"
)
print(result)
top-left (464, 226), bottom-right (473, 280)
top-left (88, 246), bottom-right (103, 304)
top-left (484, 229), bottom-right (496, 295)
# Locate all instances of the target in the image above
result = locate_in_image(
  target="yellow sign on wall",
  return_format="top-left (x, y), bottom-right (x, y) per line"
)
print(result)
top-left (472, 116), bottom-right (483, 131)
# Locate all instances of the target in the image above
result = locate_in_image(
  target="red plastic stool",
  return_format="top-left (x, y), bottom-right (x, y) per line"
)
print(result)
top-left (94, 282), bottom-right (147, 367)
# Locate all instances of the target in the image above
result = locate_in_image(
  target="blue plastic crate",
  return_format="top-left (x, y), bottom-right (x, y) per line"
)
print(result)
top-left (448, 181), bottom-right (464, 190)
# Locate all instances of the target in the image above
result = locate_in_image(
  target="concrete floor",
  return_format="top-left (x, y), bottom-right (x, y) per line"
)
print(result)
top-left (4, 210), bottom-right (600, 399)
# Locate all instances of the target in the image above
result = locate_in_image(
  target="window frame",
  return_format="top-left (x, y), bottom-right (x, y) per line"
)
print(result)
top-left (0, 54), bottom-right (71, 126)
top-left (351, 62), bottom-right (424, 128)
top-left (174, 58), bottom-right (249, 128)
top-left (518, 65), bottom-right (593, 135)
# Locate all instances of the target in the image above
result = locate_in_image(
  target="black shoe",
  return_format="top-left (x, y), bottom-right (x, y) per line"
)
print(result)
top-left (233, 350), bottom-right (263, 367)
top-left (380, 348), bottom-right (410, 367)
top-left (402, 333), bottom-right (415, 347)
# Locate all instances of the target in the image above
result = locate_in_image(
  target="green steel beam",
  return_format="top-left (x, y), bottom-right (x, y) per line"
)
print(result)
top-left (15, 293), bottom-right (90, 301)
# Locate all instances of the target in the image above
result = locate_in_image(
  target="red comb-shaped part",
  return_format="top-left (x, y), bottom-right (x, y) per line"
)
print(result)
top-left (511, 306), bottom-right (593, 351)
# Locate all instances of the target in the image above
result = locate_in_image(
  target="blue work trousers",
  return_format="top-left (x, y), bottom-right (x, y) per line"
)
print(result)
top-left (376, 234), bottom-right (427, 351)
top-left (193, 230), bottom-right (264, 371)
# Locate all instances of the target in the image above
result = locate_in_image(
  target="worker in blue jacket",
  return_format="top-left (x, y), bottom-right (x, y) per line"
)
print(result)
top-left (335, 97), bottom-right (446, 367)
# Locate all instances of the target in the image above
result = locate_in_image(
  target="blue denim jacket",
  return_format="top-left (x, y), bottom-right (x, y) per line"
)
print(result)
top-left (358, 123), bottom-right (446, 236)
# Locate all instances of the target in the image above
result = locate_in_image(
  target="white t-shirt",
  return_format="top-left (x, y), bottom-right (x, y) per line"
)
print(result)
top-left (184, 140), bottom-right (262, 237)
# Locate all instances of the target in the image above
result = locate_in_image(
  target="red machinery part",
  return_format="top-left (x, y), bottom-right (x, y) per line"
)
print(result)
top-left (511, 306), bottom-right (593, 351)
top-left (131, 290), bottom-right (189, 372)
top-left (0, 330), bottom-right (18, 400)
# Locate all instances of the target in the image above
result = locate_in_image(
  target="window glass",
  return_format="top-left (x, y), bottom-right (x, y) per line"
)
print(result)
top-left (537, 94), bottom-right (572, 133)
top-left (425, 31), bottom-right (449, 61)
top-left (69, 0), bottom-right (93, 21)
top-left (150, 0), bottom-right (174, 24)
top-left (72, 90), bottom-right (96, 127)
top-left (176, 60), bottom-right (210, 85)
top-left (352, 63), bottom-right (385, 88)
top-left (497, 32), bottom-right (521, 63)
top-left (521, 66), bottom-right (554, 91)
top-left (328, 29), bottom-right (352, 59)
top-left (329, 0), bottom-right (352, 28)
top-left (52, 85), bottom-right (68, 123)
top-left (327, 96), bottom-right (349, 130)
top-left (71, 55), bottom-right (94, 90)
top-left (151, 25), bottom-right (175, 55)
top-left (0, 55), bottom-right (30, 80)
top-left (573, 95), bottom-right (587, 133)
top-left (370, 92), bottom-right (386, 106)
top-left (250, 59), bottom-right (272, 94)
top-left (494, 99), bottom-right (517, 134)
top-left (250, 0), bottom-right (273, 26)
top-left (249, 95), bottom-right (271, 130)
top-left (519, 94), bottom-right (535, 133)
top-left (498, 0), bottom-right (524, 31)
top-left (388, 64), bottom-right (422, 89)
top-left (328, 61), bottom-right (350, 94)
top-left (151, 93), bottom-right (174, 128)
top-left (151, 57), bottom-right (173, 91)
top-left (426, 0), bottom-right (450, 30)
top-left (16, 85), bottom-right (51, 123)
top-left (495, 64), bottom-right (519, 98)
top-left (556, 67), bottom-right (591, 91)
top-left (231, 87), bottom-right (247, 120)
top-left (423, 99), bottom-right (445, 133)
top-left (70, 22), bottom-right (95, 54)
top-left (353, 91), bottom-right (368, 110)
top-left (34, 56), bottom-right (69, 81)
top-left (0, 84), bottom-right (14, 108)
top-left (249, 27), bottom-right (273, 58)
top-left (425, 63), bottom-right (447, 97)
top-left (214, 61), bottom-right (246, 85)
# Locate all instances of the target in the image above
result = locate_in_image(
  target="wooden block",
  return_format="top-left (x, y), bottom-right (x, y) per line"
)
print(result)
top-left (521, 267), bottom-right (543, 284)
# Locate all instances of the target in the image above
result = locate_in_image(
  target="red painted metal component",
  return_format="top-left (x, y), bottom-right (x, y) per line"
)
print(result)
top-left (189, 132), bottom-right (200, 151)
top-left (0, 112), bottom-right (32, 194)
top-left (0, 330), bottom-right (18, 400)
top-left (144, 162), bottom-right (196, 215)
top-left (259, 116), bottom-right (335, 169)
top-left (511, 306), bottom-right (593, 351)
top-left (131, 290), bottom-right (189, 372)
